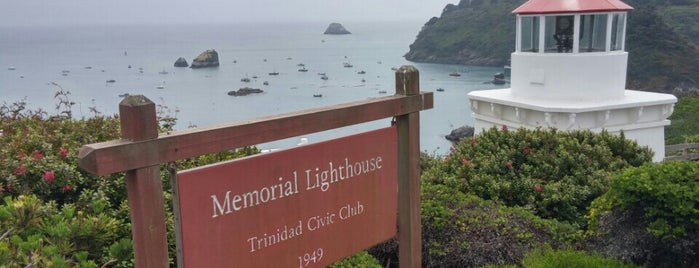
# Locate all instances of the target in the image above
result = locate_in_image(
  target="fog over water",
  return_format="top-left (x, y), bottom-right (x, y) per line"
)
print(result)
top-left (1, 0), bottom-right (457, 26)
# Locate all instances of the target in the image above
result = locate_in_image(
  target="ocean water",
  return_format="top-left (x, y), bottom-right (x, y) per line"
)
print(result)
top-left (0, 21), bottom-right (507, 155)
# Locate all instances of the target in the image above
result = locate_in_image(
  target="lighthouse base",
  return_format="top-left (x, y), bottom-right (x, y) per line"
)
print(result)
top-left (468, 88), bottom-right (677, 162)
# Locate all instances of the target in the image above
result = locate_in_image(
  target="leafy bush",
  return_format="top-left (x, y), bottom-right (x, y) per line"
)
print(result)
top-left (0, 194), bottom-right (132, 267)
top-left (371, 182), bottom-right (577, 267)
top-left (666, 96), bottom-right (699, 144)
top-left (330, 251), bottom-right (381, 268)
top-left (520, 247), bottom-right (640, 268)
top-left (423, 127), bottom-right (652, 227)
top-left (587, 161), bottom-right (699, 267)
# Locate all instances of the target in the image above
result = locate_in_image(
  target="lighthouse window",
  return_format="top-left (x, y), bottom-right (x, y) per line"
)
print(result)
top-left (611, 13), bottom-right (626, 51)
top-left (545, 15), bottom-right (574, 53)
top-left (579, 14), bottom-right (608, 52)
top-left (520, 16), bottom-right (539, 52)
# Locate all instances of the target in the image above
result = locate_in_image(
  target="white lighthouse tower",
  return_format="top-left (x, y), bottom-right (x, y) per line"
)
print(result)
top-left (467, 0), bottom-right (677, 162)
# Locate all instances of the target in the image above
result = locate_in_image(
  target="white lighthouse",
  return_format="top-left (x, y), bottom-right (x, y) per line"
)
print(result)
top-left (467, 0), bottom-right (677, 162)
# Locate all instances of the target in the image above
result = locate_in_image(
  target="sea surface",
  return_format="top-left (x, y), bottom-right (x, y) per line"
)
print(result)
top-left (0, 21), bottom-right (507, 155)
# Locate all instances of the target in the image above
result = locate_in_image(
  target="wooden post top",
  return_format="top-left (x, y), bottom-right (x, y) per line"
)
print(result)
top-left (119, 95), bottom-right (158, 141)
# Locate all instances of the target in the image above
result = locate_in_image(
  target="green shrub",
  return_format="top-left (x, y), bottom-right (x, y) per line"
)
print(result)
top-left (520, 247), bottom-right (640, 268)
top-left (330, 251), bottom-right (381, 268)
top-left (371, 182), bottom-right (578, 267)
top-left (0, 194), bottom-right (132, 267)
top-left (666, 96), bottom-right (699, 144)
top-left (587, 161), bottom-right (699, 266)
top-left (423, 127), bottom-right (652, 227)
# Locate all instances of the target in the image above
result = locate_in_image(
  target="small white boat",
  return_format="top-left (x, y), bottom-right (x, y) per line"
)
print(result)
top-left (156, 85), bottom-right (165, 89)
top-left (343, 62), bottom-right (353, 68)
top-left (7, 67), bottom-right (16, 70)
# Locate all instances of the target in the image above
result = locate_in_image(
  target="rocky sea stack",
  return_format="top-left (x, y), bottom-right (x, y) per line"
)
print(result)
top-left (174, 57), bottom-right (188, 67)
top-left (445, 125), bottom-right (474, 142)
top-left (323, 23), bottom-right (351, 35)
top-left (190, 49), bottom-right (220, 68)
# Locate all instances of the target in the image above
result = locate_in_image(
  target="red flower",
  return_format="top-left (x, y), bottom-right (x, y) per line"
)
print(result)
top-left (534, 184), bottom-right (542, 192)
top-left (17, 151), bottom-right (28, 159)
top-left (59, 148), bottom-right (68, 158)
top-left (523, 146), bottom-right (531, 154)
top-left (5, 184), bottom-right (11, 192)
top-left (33, 150), bottom-right (44, 160)
top-left (13, 164), bottom-right (27, 176)
top-left (62, 185), bottom-right (72, 192)
top-left (43, 170), bottom-right (55, 183)
top-left (506, 161), bottom-right (513, 169)
top-left (461, 158), bottom-right (471, 167)
top-left (502, 125), bottom-right (508, 131)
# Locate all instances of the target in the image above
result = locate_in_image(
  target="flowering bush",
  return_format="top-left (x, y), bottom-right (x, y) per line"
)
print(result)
top-left (423, 127), bottom-right (652, 227)
top-left (0, 93), bottom-right (261, 266)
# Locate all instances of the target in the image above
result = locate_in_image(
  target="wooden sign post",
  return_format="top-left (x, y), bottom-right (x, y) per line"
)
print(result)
top-left (78, 65), bottom-right (432, 267)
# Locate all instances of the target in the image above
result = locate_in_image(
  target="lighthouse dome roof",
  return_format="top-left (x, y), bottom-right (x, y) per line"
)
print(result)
top-left (513, 0), bottom-right (633, 15)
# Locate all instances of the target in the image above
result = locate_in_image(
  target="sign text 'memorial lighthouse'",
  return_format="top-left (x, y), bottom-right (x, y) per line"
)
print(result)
top-left (468, 0), bottom-right (677, 162)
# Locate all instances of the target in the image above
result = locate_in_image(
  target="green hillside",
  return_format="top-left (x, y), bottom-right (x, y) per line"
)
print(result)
top-left (405, 0), bottom-right (699, 92)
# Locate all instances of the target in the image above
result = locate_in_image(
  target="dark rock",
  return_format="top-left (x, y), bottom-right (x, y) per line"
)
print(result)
top-left (227, 87), bottom-right (263, 96)
top-left (324, 23), bottom-right (351, 35)
top-left (445, 125), bottom-right (474, 142)
top-left (174, 57), bottom-right (188, 67)
top-left (190, 49), bottom-right (220, 68)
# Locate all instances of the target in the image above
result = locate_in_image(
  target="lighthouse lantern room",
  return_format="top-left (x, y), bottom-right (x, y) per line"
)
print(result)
top-left (468, 0), bottom-right (677, 162)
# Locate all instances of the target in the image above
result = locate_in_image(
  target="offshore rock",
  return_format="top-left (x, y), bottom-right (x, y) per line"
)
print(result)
top-left (228, 87), bottom-right (263, 96)
top-left (190, 49), bottom-right (219, 68)
top-left (174, 57), bottom-right (189, 67)
top-left (323, 23), bottom-right (351, 35)
top-left (445, 125), bottom-right (474, 142)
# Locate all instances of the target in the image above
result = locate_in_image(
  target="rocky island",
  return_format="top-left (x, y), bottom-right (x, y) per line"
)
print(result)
top-left (190, 49), bottom-right (219, 68)
top-left (174, 57), bottom-right (188, 67)
top-left (323, 23), bottom-right (351, 35)
top-left (227, 87), bottom-right (263, 96)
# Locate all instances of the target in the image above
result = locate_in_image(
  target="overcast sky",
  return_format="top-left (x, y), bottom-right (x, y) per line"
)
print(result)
top-left (1, 0), bottom-right (457, 27)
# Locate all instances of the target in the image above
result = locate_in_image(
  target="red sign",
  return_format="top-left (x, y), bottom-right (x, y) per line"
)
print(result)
top-left (175, 127), bottom-right (398, 267)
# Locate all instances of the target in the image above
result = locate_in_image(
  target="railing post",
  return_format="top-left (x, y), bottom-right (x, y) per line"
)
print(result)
top-left (395, 65), bottom-right (422, 268)
top-left (119, 95), bottom-right (169, 267)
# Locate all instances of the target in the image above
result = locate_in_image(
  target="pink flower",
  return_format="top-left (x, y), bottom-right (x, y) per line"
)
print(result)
top-left (62, 185), bottom-right (72, 192)
top-left (5, 184), bottom-right (11, 192)
top-left (33, 150), bottom-right (44, 160)
top-left (59, 148), bottom-right (68, 158)
top-left (506, 161), bottom-right (513, 169)
top-left (502, 125), bottom-right (508, 131)
top-left (461, 158), bottom-right (471, 167)
top-left (43, 170), bottom-right (55, 183)
top-left (13, 164), bottom-right (27, 176)
top-left (534, 184), bottom-right (543, 192)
